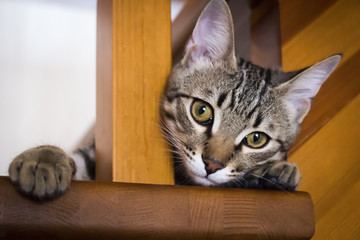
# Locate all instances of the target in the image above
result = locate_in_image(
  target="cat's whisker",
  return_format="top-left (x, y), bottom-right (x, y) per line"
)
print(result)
top-left (174, 164), bottom-right (186, 172)
top-left (180, 176), bottom-right (194, 186)
top-left (233, 176), bottom-right (248, 188)
top-left (165, 148), bottom-right (181, 154)
top-left (169, 154), bottom-right (184, 160)
top-left (160, 133), bottom-right (181, 147)
top-left (249, 173), bottom-right (299, 198)
top-left (160, 139), bottom-right (179, 149)
top-left (159, 122), bottom-right (181, 140)
top-left (159, 127), bottom-right (183, 147)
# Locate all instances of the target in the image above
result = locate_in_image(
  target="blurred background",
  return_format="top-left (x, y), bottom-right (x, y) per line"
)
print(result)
top-left (0, 0), bottom-right (97, 175)
top-left (0, 0), bottom-right (195, 176)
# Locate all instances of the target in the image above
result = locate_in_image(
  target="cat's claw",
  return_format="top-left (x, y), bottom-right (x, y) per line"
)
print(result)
top-left (9, 145), bottom-right (76, 199)
top-left (245, 161), bottom-right (302, 191)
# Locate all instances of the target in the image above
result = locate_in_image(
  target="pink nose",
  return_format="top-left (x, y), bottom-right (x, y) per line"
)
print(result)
top-left (203, 158), bottom-right (224, 175)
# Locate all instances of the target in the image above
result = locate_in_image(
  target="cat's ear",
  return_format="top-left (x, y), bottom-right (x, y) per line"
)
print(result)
top-left (182, 0), bottom-right (237, 70)
top-left (278, 54), bottom-right (341, 123)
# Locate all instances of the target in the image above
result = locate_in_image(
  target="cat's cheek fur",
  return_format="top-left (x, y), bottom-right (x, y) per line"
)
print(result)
top-left (207, 167), bottom-right (235, 185)
top-left (184, 153), bottom-right (207, 178)
top-left (192, 175), bottom-right (215, 186)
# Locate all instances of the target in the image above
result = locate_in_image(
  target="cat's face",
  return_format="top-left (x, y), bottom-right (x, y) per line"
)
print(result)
top-left (160, 0), bottom-right (340, 186)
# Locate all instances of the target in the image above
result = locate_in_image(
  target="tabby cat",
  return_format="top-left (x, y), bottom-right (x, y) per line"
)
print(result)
top-left (8, 0), bottom-right (341, 199)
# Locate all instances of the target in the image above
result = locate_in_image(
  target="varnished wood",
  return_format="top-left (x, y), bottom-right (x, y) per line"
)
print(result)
top-left (290, 94), bottom-right (360, 240)
top-left (279, 0), bottom-right (360, 154)
top-left (279, 0), bottom-right (337, 45)
top-left (289, 50), bottom-right (360, 155)
top-left (111, 0), bottom-right (173, 184)
top-left (281, 0), bottom-right (360, 70)
top-left (96, 0), bottom-right (113, 181)
top-left (314, 163), bottom-right (360, 240)
top-left (280, 1), bottom-right (360, 238)
top-left (0, 177), bottom-right (314, 240)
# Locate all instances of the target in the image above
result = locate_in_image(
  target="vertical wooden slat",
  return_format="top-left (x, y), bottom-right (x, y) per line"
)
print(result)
top-left (112, 0), bottom-right (173, 184)
top-left (96, 0), bottom-right (113, 181)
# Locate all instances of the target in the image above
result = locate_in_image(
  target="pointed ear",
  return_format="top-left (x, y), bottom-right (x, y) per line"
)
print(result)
top-left (182, 0), bottom-right (236, 69)
top-left (278, 54), bottom-right (341, 123)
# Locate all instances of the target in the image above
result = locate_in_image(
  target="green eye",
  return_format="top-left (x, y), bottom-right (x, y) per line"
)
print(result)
top-left (244, 132), bottom-right (269, 148)
top-left (190, 100), bottom-right (213, 125)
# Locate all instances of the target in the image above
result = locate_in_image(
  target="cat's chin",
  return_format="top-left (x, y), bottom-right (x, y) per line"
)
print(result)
top-left (192, 175), bottom-right (218, 187)
top-left (190, 171), bottom-right (235, 187)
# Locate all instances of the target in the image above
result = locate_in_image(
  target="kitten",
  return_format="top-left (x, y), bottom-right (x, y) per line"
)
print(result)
top-left (8, 0), bottom-right (340, 199)
top-left (159, 0), bottom-right (340, 189)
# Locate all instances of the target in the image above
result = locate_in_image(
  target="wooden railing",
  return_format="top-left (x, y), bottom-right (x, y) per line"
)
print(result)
top-left (0, 177), bottom-right (314, 240)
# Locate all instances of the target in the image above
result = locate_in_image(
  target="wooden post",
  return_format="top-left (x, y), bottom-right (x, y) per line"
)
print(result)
top-left (96, 0), bottom-right (173, 184)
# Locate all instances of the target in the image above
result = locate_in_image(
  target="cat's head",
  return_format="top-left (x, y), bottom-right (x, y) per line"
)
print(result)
top-left (160, 0), bottom-right (341, 186)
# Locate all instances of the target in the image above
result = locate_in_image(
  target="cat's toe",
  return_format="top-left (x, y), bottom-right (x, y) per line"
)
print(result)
top-left (32, 162), bottom-right (60, 198)
top-left (9, 146), bottom-right (76, 199)
top-left (274, 162), bottom-right (301, 190)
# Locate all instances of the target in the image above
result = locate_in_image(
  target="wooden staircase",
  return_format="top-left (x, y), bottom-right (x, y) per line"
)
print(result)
top-left (1, 0), bottom-right (359, 239)
top-left (279, 0), bottom-right (360, 239)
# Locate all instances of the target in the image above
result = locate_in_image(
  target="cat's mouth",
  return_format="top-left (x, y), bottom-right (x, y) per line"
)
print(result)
top-left (183, 153), bottom-right (235, 186)
top-left (192, 174), bottom-right (218, 186)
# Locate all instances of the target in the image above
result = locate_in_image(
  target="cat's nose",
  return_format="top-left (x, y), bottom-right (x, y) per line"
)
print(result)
top-left (203, 157), bottom-right (224, 175)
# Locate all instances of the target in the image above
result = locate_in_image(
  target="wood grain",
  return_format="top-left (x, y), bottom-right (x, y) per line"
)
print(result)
top-left (0, 177), bottom-right (314, 240)
top-left (111, 0), bottom-right (173, 184)
top-left (289, 49), bottom-right (360, 155)
top-left (279, 0), bottom-right (337, 45)
top-left (290, 94), bottom-right (360, 240)
top-left (279, 1), bottom-right (360, 238)
top-left (279, 0), bottom-right (360, 154)
top-left (281, 0), bottom-right (360, 70)
top-left (314, 164), bottom-right (360, 240)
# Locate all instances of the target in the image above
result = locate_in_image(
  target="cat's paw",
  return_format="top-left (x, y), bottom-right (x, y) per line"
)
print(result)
top-left (245, 161), bottom-right (301, 191)
top-left (9, 145), bottom-right (77, 199)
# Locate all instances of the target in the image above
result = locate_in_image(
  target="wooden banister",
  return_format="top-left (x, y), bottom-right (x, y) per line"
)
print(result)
top-left (0, 177), bottom-right (314, 239)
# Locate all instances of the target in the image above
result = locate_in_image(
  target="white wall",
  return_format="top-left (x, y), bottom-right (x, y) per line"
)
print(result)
top-left (0, 0), bottom-right (97, 175)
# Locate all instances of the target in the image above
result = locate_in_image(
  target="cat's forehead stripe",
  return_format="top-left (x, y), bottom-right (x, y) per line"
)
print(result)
top-left (217, 93), bottom-right (228, 108)
top-left (253, 114), bottom-right (263, 128)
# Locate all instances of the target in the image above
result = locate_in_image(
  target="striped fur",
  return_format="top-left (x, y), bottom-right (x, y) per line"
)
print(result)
top-left (161, 59), bottom-right (294, 188)
top-left (160, 0), bottom-right (340, 190)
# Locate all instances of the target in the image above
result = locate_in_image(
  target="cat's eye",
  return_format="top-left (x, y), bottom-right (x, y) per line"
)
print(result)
top-left (190, 100), bottom-right (213, 125)
top-left (243, 132), bottom-right (269, 149)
